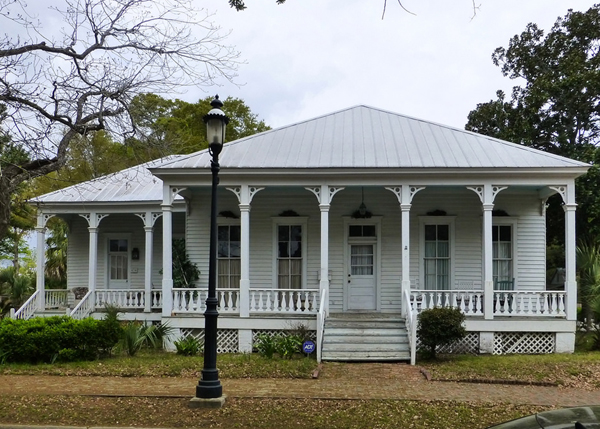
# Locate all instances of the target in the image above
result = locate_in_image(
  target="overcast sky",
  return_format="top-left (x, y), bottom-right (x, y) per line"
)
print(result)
top-left (181, 0), bottom-right (597, 131)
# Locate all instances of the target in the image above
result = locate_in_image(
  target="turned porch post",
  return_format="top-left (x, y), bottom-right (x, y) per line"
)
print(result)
top-left (161, 186), bottom-right (185, 317)
top-left (79, 212), bottom-right (109, 311)
top-left (35, 213), bottom-right (54, 312)
top-left (468, 185), bottom-right (507, 320)
top-left (136, 212), bottom-right (162, 313)
top-left (307, 186), bottom-right (344, 313)
top-left (551, 185), bottom-right (577, 321)
top-left (228, 185), bottom-right (264, 318)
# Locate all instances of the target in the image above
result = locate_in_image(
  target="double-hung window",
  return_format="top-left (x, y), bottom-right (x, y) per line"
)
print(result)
top-left (492, 224), bottom-right (513, 283)
top-left (274, 220), bottom-right (306, 289)
top-left (218, 224), bottom-right (241, 288)
top-left (424, 224), bottom-right (450, 290)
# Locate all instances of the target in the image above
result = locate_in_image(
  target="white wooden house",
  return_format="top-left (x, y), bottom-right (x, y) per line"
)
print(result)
top-left (18, 105), bottom-right (589, 362)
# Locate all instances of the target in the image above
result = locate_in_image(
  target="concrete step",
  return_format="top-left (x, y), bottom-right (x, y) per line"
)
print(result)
top-left (323, 350), bottom-right (411, 361)
top-left (321, 314), bottom-right (411, 362)
top-left (323, 335), bottom-right (408, 344)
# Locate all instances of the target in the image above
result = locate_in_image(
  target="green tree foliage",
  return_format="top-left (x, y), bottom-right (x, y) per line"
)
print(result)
top-left (0, 0), bottom-right (238, 241)
top-left (577, 240), bottom-right (600, 328)
top-left (127, 94), bottom-right (270, 158)
top-left (417, 307), bottom-right (466, 359)
top-left (44, 219), bottom-right (68, 289)
top-left (466, 6), bottom-right (600, 245)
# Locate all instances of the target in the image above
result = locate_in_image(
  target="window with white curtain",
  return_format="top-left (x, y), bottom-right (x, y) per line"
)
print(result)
top-left (218, 224), bottom-right (241, 288)
top-left (109, 238), bottom-right (128, 280)
top-left (424, 224), bottom-right (450, 290)
top-left (277, 224), bottom-right (303, 289)
top-left (493, 224), bottom-right (512, 282)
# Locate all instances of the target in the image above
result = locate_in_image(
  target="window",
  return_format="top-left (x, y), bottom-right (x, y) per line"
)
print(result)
top-left (277, 224), bottom-right (303, 289)
top-left (423, 224), bottom-right (450, 290)
top-left (493, 224), bottom-right (512, 282)
top-left (349, 224), bottom-right (376, 238)
top-left (218, 225), bottom-right (240, 288)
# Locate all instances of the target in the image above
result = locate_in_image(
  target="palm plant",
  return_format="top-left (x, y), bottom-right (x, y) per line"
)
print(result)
top-left (576, 240), bottom-right (600, 329)
top-left (118, 321), bottom-right (173, 356)
top-left (0, 266), bottom-right (34, 314)
top-left (45, 219), bottom-right (68, 289)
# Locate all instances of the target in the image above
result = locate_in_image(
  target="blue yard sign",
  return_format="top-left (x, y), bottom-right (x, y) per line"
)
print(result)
top-left (302, 340), bottom-right (315, 354)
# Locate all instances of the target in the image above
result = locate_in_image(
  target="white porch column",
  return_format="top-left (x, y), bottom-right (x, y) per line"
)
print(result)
top-left (35, 213), bottom-right (52, 311)
top-left (468, 185), bottom-right (507, 320)
top-left (161, 205), bottom-right (173, 318)
top-left (161, 186), bottom-right (185, 317)
top-left (551, 185), bottom-right (577, 321)
top-left (136, 212), bottom-right (162, 313)
top-left (386, 186), bottom-right (425, 299)
top-left (306, 186), bottom-right (344, 313)
top-left (79, 213), bottom-right (109, 310)
top-left (227, 185), bottom-right (264, 318)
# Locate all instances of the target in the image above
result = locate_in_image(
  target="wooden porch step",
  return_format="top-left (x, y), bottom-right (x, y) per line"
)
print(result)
top-left (321, 314), bottom-right (411, 362)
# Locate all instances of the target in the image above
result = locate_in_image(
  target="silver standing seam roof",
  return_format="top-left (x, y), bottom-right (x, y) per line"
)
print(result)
top-left (155, 105), bottom-right (590, 170)
top-left (33, 105), bottom-right (589, 204)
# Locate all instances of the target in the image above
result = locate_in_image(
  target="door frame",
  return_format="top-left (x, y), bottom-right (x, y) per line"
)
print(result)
top-left (103, 233), bottom-right (132, 289)
top-left (342, 217), bottom-right (382, 312)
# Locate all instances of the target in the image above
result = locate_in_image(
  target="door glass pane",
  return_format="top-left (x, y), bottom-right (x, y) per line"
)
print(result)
top-left (351, 245), bottom-right (373, 275)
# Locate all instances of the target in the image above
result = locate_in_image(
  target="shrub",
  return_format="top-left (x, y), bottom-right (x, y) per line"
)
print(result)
top-left (275, 335), bottom-right (303, 359)
top-left (417, 307), bottom-right (466, 359)
top-left (255, 334), bottom-right (277, 359)
top-left (255, 333), bottom-right (303, 359)
top-left (117, 321), bottom-right (172, 357)
top-left (0, 315), bottom-right (122, 363)
top-left (174, 336), bottom-right (203, 356)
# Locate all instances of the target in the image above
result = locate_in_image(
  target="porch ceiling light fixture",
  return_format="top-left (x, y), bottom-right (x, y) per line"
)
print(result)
top-left (352, 187), bottom-right (372, 219)
top-left (193, 95), bottom-right (229, 405)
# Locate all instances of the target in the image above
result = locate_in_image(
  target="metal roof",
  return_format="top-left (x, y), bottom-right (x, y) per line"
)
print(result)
top-left (31, 156), bottom-right (182, 204)
top-left (155, 105), bottom-right (589, 170)
top-left (33, 105), bottom-right (590, 205)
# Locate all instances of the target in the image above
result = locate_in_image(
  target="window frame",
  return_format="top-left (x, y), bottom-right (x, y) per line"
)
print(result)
top-left (492, 217), bottom-right (518, 287)
top-left (217, 219), bottom-right (241, 289)
top-left (419, 216), bottom-right (456, 291)
top-left (272, 217), bottom-right (308, 290)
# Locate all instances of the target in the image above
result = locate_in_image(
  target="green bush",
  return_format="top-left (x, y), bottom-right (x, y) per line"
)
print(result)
top-left (117, 321), bottom-right (172, 357)
top-left (417, 307), bottom-right (466, 359)
top-left (255, 333), bottom-right (303, 359)
top-left (255, 334), bottom-right (277, 359)
top-left (0, 315), bottom-right (122, 364)
top-left (174, 336), bottom-right (203, 356)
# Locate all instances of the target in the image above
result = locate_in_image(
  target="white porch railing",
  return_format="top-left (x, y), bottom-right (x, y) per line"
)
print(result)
top-left (12, 290), bottom-right (39, 320)
top-left (410, 289), bottom-right (567, 318)
top-left (69, 290), bottom-right (94, 320)
top-left (493, 291), bottom-right (566, 317)
top-left (172, 288), bottom-right (239, 314)
top-left (45, 290), bottom-right (68, 309)
top-left (402, 288), bottom-right (417, 365)
top-left (410, 290), bottom-right (484, 316)
top-left (316, 288), bottom-right (328, 363)
top-left (95, 288), bottom-right (163, 310)
top-left (249, 288), bottom-right (319, 314)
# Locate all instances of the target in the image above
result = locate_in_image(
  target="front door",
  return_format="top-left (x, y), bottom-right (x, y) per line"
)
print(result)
top-left (347, 242), bottom-right (377, 310)
top-left (108, 238), bottom-right (129, 288)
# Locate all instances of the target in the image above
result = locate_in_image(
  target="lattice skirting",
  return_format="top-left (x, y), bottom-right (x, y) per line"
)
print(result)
top-left (416, 332), bottom-right (480, 355)
top-left (180, 328), bottom-right (239, 353)
top-left (493, 332), bottom-right (555, 355)
top-left (437, 332), bottom-right (480, 354)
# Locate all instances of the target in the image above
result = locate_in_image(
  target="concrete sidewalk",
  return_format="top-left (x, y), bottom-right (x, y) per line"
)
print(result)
top-left (0, 363), bottom-right (598, 407)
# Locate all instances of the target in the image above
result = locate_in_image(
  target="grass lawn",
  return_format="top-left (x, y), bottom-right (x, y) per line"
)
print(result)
top-left (0, 349), bottom-right (318, 378)
top-left (420, 351), bottom-right (600, 389)
top-left (0, 395), bottom-right (549, 429)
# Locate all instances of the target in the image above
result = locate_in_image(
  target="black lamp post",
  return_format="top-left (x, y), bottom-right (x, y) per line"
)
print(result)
top-left (196, 95), bottom-right (229, 400)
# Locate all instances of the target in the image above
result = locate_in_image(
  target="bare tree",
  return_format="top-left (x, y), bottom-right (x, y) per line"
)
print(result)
top-left (0, 0), bottom-right (239, 239)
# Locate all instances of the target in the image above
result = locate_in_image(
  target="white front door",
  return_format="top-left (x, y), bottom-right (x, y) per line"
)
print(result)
top-left (108, 238), bottom-right (129, 288)
top-left (347, 242), bottom-right (377, 310)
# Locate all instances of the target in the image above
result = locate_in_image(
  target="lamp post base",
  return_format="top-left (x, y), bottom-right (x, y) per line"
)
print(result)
top-left (189, 395), bottom-right (226, 409)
